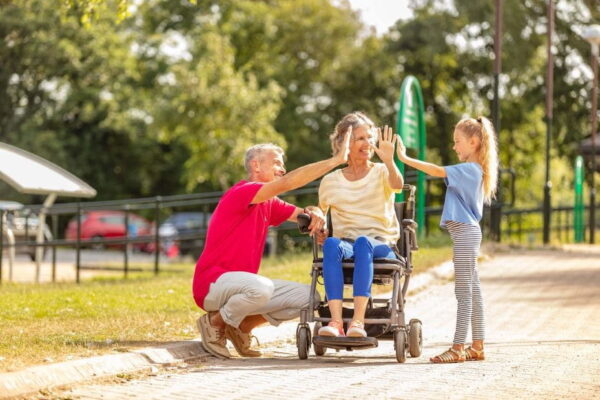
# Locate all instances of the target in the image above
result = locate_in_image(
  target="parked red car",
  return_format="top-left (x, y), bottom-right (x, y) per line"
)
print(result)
top-left (65, 210), bottom-right (154, 252)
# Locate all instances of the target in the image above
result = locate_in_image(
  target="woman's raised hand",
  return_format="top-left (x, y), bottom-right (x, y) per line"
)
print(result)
top-left (372, 125), bottom-right (397, 163)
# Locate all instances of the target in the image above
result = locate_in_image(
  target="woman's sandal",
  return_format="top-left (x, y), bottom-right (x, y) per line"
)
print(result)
top-left (430, 348), bottom-right (466, 363)
top-left (465, 346), bottom-right (485, 361)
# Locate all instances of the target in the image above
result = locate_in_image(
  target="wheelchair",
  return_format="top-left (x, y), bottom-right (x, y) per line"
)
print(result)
top-left (296, 184), bottom-right (422, 363)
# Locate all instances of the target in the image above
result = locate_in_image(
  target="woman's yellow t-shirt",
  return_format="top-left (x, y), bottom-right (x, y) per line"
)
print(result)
top-left (318, 163), bottom-right (401, 244)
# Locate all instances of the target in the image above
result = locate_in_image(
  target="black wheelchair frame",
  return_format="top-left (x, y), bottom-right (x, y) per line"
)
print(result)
top-left (296, 184), bottom-right (422, 363)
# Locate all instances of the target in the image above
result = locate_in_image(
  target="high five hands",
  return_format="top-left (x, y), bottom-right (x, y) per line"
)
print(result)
top-left (372, 125), bottom-right (397, 164)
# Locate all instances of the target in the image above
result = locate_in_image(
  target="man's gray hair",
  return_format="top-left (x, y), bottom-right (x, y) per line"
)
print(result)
top-left (244, 143), bottom-right (285, 174)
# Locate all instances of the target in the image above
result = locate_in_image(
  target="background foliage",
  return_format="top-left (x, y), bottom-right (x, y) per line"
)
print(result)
top-left (0, 0), bottom-right (598, 207)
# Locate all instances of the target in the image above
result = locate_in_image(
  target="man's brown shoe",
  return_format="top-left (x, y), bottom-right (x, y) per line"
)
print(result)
top-left (225, 325), bottom-right (261, 357)
top-left (197, 314), bottom-right (231, 359)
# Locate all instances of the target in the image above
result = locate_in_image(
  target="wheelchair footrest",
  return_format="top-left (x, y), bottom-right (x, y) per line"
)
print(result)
top-left (313, 335), bottom-right (378, 350)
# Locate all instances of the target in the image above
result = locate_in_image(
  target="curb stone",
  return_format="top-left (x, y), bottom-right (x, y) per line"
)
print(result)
top-left (0, 352), bottom-right (149, 399)
top-left (0, 341), bottom-right (209, 399)
top-left (0, 258), bottom-right (461, 399)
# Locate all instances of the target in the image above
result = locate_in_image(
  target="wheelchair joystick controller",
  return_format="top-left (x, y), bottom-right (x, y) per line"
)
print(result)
top-left (297, 213), bottom-right (311, 233)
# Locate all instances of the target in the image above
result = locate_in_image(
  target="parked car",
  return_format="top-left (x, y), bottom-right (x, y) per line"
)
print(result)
top-left (0, 201), bottom-right (53, 260)
top-left (65, 210), bottom-right (153, 252)
top-left (158, 212), bottom-right (211, 258)
top-left (157, 211), bottom-right (275, 258)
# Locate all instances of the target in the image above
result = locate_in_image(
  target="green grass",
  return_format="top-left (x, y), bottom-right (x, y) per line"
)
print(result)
top-left (0, 236), bottom-right (451, 372)
top-left (0, 267), bottom-right (199, 372)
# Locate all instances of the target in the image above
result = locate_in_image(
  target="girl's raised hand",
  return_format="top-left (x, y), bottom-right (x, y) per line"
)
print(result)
top-left (396, 134), bottom-right (407, 161)
top-left (372, 125), bottom-right (397, 163)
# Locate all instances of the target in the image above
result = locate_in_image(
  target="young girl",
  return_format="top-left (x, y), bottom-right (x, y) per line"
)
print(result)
top-left (396, 116), bottom-right (498, 363)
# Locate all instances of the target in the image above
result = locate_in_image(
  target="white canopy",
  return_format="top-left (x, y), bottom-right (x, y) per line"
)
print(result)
top-left (0, 142), bottom-right (96, 198)
top-left (0, 141), bottom-right (96, 282)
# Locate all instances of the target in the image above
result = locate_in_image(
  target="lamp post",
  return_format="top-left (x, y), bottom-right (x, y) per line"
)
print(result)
top-left (582, 25), bottom-right (600, 244)
top-left (542, 0), bottom-right (554, 245)
top-left (490, 0), bottom-right (503, 242)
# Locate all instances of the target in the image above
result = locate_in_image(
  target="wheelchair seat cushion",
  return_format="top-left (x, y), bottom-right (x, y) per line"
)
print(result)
top-left (312, 256), bottom-right (406, 284)
top-left (312, 256), bottom-right (405, 267)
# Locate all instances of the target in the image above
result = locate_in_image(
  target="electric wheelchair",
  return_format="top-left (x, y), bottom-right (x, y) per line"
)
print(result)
top-left (296, 184), bottom-right (422, 363)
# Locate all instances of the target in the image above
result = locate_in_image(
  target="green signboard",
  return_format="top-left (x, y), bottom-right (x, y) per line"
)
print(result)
top-left (395, 76), bottom-right (426, 237)
top-left (574, 155), bottom-right (584, 243)
top-left (399, 91), bottom-right (420, 150)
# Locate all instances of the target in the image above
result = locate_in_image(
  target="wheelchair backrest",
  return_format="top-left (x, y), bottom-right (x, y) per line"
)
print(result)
top-left (323, 184), bottom-right (416, 252)
top-left (395, 184), bottom-right (417, 257)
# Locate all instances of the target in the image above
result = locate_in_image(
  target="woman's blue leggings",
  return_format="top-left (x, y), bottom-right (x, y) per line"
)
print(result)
top-left (322, 236), bottom-right (396, 300)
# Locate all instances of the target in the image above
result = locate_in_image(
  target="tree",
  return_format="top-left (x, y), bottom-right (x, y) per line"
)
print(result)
top-left (211, 0), bottom-right (366, 168)
top-left (0, 0), bottom-right (187, 200)
top-left (133, 0), bottom-right (285, 190)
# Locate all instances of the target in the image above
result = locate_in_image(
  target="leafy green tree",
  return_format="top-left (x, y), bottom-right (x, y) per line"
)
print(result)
top-left (0, 0), bottom-right (186, 200)
top-left (376, 0), bottom-right (598, 207)
top-left (450, 0), bottom-right (598, 206)
top-left (60, 0), bottom-right (129, 25)
top-left (209, 0), bottom-right (366, 168)
top-left (131, 1), bottom-right (285, 190)
top-left (2, 0), bottom-right (597, 208)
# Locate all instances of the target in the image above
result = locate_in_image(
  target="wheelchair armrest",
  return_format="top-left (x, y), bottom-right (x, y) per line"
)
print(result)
top-left (298, 213), bottom-right (322, 260)
top-left (401, 218), bottom-right (419, 251)
top-left (402, 219), bottom-right (417, 229)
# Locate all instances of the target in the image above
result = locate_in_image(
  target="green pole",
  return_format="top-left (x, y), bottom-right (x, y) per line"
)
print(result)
top-left (395, 76), bottom-right (426, 237)
top-left (574, 155), bottom-right (585, 243)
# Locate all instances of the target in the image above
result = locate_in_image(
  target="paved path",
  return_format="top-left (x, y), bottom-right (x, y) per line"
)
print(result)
top-left (62, 249), bottom-right (600, 399)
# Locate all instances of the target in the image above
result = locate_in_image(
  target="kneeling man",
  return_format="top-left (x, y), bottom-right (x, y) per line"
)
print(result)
top-left (193, 137), bottom-right (349, 358)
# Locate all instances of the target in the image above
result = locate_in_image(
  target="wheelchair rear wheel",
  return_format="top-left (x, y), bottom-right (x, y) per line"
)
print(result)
top-left (408, 319), bottom-right (423, 357)
top-left (394, 329), bottom-right (407, 363)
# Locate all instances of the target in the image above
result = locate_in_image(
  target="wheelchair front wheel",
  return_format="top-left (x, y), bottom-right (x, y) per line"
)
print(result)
top-left (297, 325), bottom-right (310, 360)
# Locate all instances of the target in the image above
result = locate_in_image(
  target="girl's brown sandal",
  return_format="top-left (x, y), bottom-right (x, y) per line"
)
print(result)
top-left (465, 346), bottom-right (485, 361)
top-left (430, 347), bottom-right (466, 363)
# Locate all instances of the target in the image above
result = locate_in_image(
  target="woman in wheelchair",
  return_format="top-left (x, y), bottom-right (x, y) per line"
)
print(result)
top-left (317, 112), bottom-right (404, 338)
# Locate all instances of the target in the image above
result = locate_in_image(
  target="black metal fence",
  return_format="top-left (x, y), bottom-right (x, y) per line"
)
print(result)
top-left (421, 201), bottom-right (599, 244)
top-left (1, 179), bottom-right (599, 284)
top-left (496, 203), bottom-right (599, 245)
top-left (0, 184), bottom-right (320, 284)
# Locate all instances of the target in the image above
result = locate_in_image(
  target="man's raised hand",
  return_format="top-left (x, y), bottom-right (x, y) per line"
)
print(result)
top-left (335, 126), bottom-right (352, 165)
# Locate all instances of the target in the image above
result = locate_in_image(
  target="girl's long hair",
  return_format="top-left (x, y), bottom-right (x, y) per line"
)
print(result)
top-left (455, 116), bottom-right (498, 204)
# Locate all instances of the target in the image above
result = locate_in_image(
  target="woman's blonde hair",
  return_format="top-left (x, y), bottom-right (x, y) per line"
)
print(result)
top-left (329, 111), bottom-right (375, 155)
top-left (455, 116), bottom-right (499, 204)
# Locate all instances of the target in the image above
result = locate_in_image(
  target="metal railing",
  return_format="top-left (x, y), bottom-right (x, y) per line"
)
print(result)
top-left (498, 203), bottom-right (600, 244)
top-left (1, 176), bottom-right (599, 284)
top-left (0, 184), bottom-right (320, 284)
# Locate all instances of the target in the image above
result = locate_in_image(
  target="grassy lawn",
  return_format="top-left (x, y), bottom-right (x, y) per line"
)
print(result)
top-left (0, 234), bottom-right (451, 372)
